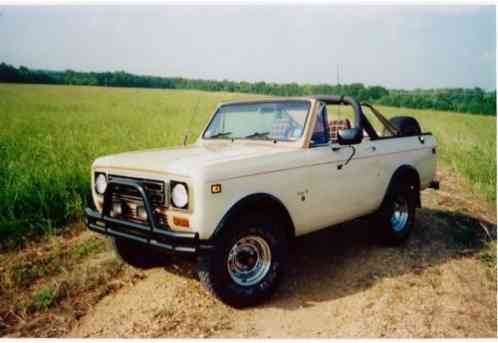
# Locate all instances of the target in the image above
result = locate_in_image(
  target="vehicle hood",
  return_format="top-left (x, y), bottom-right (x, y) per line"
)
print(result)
top-left (93, 142), bottom-right (300, 181)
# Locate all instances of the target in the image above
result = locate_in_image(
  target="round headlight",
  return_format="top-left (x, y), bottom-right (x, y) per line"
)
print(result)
top-left (172, 183), bottom-right (188, 208)
top-left (95, 174), bottom-right (108, 195)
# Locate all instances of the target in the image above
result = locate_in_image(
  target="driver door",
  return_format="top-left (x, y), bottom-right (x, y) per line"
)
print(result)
top-left (304, 104), bottom-right (381, 235)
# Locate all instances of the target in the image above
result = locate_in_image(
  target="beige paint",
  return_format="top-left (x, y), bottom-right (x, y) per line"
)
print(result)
top-left (91, 97), bottom-right (437, 240)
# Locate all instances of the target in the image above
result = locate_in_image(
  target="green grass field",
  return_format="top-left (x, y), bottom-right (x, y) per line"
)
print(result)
top-left (0, 83), bottom-right (495, 245)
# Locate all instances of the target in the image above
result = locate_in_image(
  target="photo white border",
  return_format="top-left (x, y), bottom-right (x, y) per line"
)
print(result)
top-left (0, 0), bottom-right (495, 341)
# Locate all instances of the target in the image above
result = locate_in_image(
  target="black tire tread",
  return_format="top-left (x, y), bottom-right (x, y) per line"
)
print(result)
top-left (375, 178), bottom-right (417, 245)
top-left (197, 254), bottom-right (218, 297)
top-left (197, 214), bottom-right (287, 308)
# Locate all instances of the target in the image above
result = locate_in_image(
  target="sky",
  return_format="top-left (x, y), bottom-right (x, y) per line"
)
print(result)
top-left (0, 4), bottom-right (496, 90)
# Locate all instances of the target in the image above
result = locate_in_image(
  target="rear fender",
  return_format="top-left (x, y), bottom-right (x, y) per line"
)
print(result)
top-left (382, 165), bottom-right (421, 208)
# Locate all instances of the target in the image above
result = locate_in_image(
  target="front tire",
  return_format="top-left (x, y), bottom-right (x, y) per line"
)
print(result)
top-left (374, 180), bottom-right (416, 245)
top-left (197, 215), bottom-right (288, 308)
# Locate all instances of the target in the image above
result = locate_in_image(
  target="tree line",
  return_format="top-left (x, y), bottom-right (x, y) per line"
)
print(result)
top-left (0, 62), bottom-right (495, 115)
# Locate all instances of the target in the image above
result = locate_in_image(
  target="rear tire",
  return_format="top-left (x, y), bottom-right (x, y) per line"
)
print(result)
top-left (112, 237), bottom-right (166, 269)
top-left (374, 179), bottom-right (416, 245)
top-left (197, 214), bottom-right (288, 308)
top-left (384, 116), bottom-right (421, 137)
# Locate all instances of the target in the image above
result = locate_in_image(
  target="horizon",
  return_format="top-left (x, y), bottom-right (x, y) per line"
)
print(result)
top-left (3, 61), bottom-right (496, 92)
top-left (0, 4), bottom-right (496, 90)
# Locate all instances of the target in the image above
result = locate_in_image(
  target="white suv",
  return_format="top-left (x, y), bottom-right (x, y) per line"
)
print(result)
top-left (85, 95), bottom-right (439, 307)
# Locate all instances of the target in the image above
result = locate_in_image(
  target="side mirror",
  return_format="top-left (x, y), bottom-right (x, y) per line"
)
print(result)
top-left (337, 127), bottom-right (363, 145)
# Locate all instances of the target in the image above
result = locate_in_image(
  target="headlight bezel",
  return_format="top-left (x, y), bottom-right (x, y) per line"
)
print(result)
top-left (171, 181), bottom-right (189, 209)
top-left (95, 172), bottom-right (108, 195)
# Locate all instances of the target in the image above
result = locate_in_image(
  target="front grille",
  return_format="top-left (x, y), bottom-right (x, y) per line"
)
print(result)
top-left (109, 174), bottom-right (167, 207)
top-left (108, 175), bottom-right (169, 229)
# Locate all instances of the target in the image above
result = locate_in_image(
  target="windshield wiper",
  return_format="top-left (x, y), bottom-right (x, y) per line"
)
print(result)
top-left (208, 132), bottom-right (233, 139)
top-left (245, 131), bottom-right (270, 140)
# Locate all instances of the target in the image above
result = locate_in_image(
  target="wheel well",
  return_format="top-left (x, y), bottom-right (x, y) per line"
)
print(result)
top-left (386, 165), bottom-right (421, 207)
top-left (211, 193), bottom-right (295, 242)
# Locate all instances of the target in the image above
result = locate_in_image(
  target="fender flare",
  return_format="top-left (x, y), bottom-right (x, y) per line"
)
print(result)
top-left (210, 193), bottom-right (295, 241)
top-left (382, 165), bottom-right (421, 208)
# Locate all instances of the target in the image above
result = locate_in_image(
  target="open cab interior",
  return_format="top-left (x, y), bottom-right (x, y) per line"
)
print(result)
top-left (310, 96), bottom-right (425, 148)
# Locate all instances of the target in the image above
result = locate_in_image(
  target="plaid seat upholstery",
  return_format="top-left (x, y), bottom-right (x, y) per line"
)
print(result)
top-left (329, 119), bottom-right (352, 142)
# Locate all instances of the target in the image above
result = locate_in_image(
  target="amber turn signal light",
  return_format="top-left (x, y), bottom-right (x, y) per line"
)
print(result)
top-left (173, 216), bottom-right (190, 228)
top-left (211, 184), bottom-right (222, 194)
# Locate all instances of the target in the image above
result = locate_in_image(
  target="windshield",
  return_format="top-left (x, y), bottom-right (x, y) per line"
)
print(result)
top-left (203, 100), bottom-right (311, 142)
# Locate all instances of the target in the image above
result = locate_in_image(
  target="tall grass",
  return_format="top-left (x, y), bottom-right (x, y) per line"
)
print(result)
top-left (374, 105), bottom-right (496, 203)
top-left (0, 84), bottom-right (495, 245)
top-left (0, 84), bottom-right (240, 244)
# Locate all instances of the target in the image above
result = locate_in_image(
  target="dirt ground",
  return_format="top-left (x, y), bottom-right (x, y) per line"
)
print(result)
top-left (2, 168), bottom-right (497, 338)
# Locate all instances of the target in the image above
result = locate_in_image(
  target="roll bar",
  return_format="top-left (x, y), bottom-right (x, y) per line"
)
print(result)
top-left (360, 102), bottom-right (399, 136)
top-left (313, 95), bottom-right (378, 139)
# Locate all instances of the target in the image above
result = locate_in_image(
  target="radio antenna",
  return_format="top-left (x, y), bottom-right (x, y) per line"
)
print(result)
top-left (183, 97), bottom-right (200, 146)
top-left (337, 64), bottom-right (340, 86)
top-left (337, 64), bottom-right (342, 117)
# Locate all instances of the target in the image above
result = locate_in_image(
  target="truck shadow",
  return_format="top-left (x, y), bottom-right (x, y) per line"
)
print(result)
top-left (160, 207), bottom-right (495, 310)
top-left (266, 207), bottom-right (495, 310)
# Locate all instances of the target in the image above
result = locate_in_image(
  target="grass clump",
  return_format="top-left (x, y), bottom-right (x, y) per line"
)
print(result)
top-left (72, 239), bottom-right (105, 259)
top-left (32, 287), bottom-right (59, 311)
top-left (479, 241), bottom-right (497, 269)
top-left (10, 260), bottom-right (56, 289)
top-left (1, 236), bottom-right (105, 291)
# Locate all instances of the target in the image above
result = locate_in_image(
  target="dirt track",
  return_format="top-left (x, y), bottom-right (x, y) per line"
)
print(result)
top-left (1, 169), bottom-right (496, 338)
top-left (66, 170), bottom-right (497, 338)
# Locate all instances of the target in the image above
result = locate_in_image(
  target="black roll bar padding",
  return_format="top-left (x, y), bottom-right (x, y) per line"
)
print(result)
top-left (313, 95), bottom-right (361, 127)
top-left (361, 102), bottom-right (399, 136)
top-left (313, 95), bottom-right (378, 139)
top-left (102, 178), bottom-right (158, 231)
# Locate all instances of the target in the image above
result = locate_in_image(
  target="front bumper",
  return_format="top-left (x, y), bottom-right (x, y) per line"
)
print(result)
top-left (85, 178), bottom-right (213, 254)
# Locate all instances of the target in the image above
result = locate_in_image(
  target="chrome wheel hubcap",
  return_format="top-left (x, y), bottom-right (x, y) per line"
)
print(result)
top-left (391, 195), bottom-right (409, 232)
top-left (227, 235), bottom-right (272, 286)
